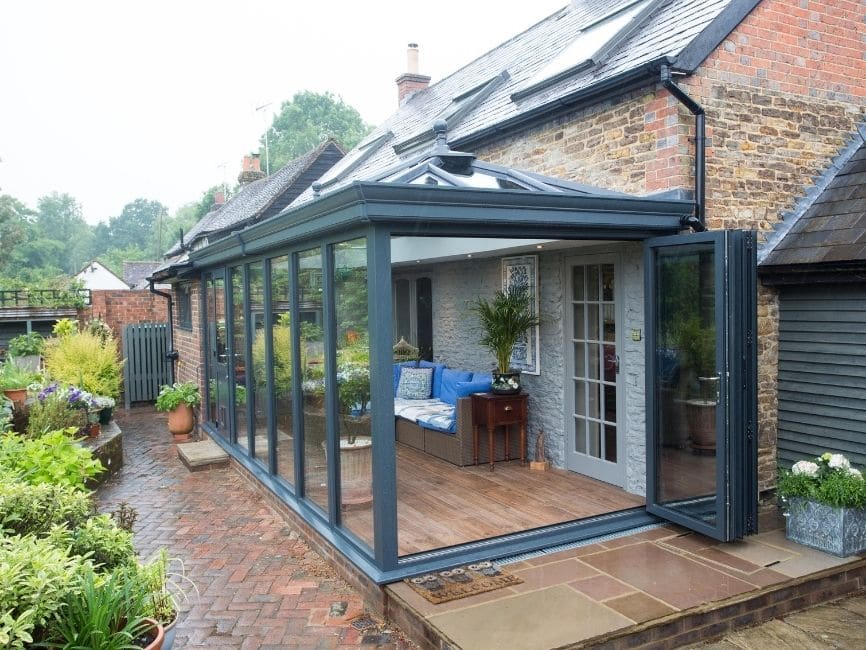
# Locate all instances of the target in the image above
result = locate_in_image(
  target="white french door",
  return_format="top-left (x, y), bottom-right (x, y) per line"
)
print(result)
top-left (564, 255), bottom-right (625, 486)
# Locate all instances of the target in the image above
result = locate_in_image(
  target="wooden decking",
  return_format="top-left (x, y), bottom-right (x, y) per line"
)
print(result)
top-left (342, 442), bottom-right (645, 556)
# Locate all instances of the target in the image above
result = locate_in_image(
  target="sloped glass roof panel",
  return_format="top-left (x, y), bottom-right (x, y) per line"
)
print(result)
top-left (514, 0), bottom-right (651, 98)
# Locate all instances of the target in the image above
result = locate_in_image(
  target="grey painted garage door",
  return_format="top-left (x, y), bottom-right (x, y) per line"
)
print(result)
top-left (778, 284), bottom-right (866, 468)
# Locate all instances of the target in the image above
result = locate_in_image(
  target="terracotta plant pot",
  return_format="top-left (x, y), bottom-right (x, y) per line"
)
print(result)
top-left (139, 617), bottom-right (165, 650)
top-left (2, 387), bottom-right (27, 408)
top-left (167, 403), bottom-right (195, 441)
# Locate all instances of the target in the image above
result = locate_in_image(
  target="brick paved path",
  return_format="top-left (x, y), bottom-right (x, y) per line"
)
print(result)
top-left (99, 407), bottom-right (413, 649)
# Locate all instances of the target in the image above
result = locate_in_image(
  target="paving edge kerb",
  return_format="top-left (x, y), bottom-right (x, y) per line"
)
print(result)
top-left (564, 559), bottom-right (866, 649)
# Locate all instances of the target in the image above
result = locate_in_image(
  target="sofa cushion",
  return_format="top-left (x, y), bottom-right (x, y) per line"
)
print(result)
top-left (396, 367), bottom-right (433, 400)
top-left (417, 411), bottom-right (456, 434)
top-left (439, 368), bottom-right (474, 405)
top-left (393, 361), bottom-right (418, 396)
top-left (453, 377), bottom-right (493, 399)
top-left (418, 360), bottom-right (446, 398)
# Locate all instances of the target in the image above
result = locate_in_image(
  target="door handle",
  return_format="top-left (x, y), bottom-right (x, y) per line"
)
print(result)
top-left (615, 355), bottom-right (620, 374)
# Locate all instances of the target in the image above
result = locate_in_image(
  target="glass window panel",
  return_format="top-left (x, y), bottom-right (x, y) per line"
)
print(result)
top-left (587, 265), bottom-right (600, 301)
top-left (603, 304), bottom-right (616, 342)
top-left (394, 279), bottom-right (411, 343)
top-left (269, 256), bottom-right (294, 486)
top-left (587, 304), bottom-right (600, 341)
top-left (572, 266), bottom-right (585, 301)
top-left (587, 343), bottom-right (600, 380)
top-left (206, 275), bottom-right (229, 433)
top-left (654, 245), bottom-right (718, 527)
top-left (416, 277), bottom-right (433, 359)
top-left (604, 424), bottom-right (617, 462)
top-left (587, 420), bottom-right (600, 457)
top-left (573, 342), bottom-right (585, 378)
top-left (231, 266), bottom-right (248, 451)
top-left (573, 304), bottom-right (585, 340)
top-left (603, 383), bottom-right (617, 423)
top-left (334, 238), bottom-right (372, 548)
top-left (587, 381), bottom-right (600, 419)
top-left (603, 344), bottom-right (617, 383)
top-left (574, 416), bottom-right (586, 454)
top-left (574, 381), bottom-right (586, 416)
top-left (602, 264), bottom-right (614, 301)
top-left (248, 263), bottom-right (266, 466)
top-left (299, 248), bottom-right (327, 514)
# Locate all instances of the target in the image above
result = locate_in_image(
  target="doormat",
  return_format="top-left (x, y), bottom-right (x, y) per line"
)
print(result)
top-left (404, 561), bottom-right (522, 604)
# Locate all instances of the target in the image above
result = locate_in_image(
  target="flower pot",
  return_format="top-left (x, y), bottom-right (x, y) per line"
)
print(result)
top-left (2, 387), bottom-right (27, 408)
top-left (323, 431), bottom-right (372, 508)
top-left (785, 497), bottom-right (866, 557)
top-left (137, 618), bottom-right (165, 650)
top-left (85, 422), bottom-right (100, 437)
top-left (168, 403), bottom-right (195, 441)
top-left (491, 371), bottom-right (521, 395)
top-left (685, 398), bottom-right (716, 453)
top-left (10, 355), bottom-right (40, 372)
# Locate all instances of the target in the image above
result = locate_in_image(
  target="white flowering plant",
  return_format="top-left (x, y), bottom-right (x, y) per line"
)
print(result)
top-left (778, 452), bottom-right (866, 509)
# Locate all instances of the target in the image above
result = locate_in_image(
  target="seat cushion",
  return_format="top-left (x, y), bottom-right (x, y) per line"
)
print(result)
top-left (396, 366), bottom-right (433, 400)
top-left (453, 377), bottom-right (493, 398)
top-left (418, 361), bottom-right (446, 398)
top-left (439, 368), bottom-right (474, 405)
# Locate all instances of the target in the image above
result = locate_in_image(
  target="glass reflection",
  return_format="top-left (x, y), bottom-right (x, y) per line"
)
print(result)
top-left (247, 262), bottom-right (266, 465)
top-left (230, 266), bottom-right (248, 450)
top-left (269, 256), bottom-right (295, 486)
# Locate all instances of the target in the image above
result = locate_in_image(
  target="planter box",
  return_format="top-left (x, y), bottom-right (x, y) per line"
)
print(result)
top-left (785, 497), bottom-right (866, 557)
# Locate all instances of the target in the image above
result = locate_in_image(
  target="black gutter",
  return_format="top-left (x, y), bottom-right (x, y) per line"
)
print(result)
top-left (660, 64), bottom-right (706, 232)
top-left (148, 278), bottom-right (178, 383)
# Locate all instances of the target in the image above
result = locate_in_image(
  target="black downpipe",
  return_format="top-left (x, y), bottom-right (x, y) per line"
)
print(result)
top-left (149, 279), bottom-right (178, 383)
top-left (661, 65), bottom-right (705, 232)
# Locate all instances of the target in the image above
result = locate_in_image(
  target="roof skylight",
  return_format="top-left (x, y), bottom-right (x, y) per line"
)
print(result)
top-left (513, 0), bottom-right (657, 100)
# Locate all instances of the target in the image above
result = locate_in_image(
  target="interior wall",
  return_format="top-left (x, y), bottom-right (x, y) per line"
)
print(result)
top-left (425, 241), bottom-right (646, 495)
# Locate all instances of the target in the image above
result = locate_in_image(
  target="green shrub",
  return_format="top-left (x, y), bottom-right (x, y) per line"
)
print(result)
top-left (0, 534), bottom-right (85, 649)
top-left (155, 381), bottom-right (201, 411)
top-left (0, 360), bottom-right (40, 391)
top-left (0, 479), bottom-right (93, 536)
top-left (48, 514), bottom-right (136, 573)
top-left (8, 332), bottom-right (44, 357)
top-left (52, 318), bottom-right (78, 337)
top-left (42, 565), bottom-right (153, 650)
top-left (253, 313), bottom-right (292, 395)
top-left (25, 390), bottom-right (85, 438)
top-left (0, 429), bottom-right (104, 489)
top-left (0, 395), bottom-right (12, 433)
top-left (43, 331), bottom-right (123, 399)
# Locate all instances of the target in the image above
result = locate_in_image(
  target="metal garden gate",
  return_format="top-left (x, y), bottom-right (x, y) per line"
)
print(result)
top-left (122, 322), bottom-right (172, 408)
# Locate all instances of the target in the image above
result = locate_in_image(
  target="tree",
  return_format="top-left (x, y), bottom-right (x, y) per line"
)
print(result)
top-left (109, 198), bottom-right (167, 254)
top-left (262, 91), bottom-right (370, 172)
top-left (33, 192), bottom-right (92, 274)
top-left (0, 193), bottom-right (32, 272)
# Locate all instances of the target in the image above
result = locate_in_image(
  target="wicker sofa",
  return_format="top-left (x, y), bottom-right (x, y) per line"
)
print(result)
top-left (393, 362), bottom-right (521, 466)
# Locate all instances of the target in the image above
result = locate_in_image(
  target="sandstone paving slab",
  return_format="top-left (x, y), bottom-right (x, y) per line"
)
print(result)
top-left (427, 584), bottom-right (633, 650)
top-left (782, 598), bottom-right (866, 648)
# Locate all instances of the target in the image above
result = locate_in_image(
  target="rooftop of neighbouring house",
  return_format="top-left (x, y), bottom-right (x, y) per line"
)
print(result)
top-left (122, 261), bottom-right (163, 290)
top-left (761, 129), bottom-right (866, 267)
top-left (288, 0), bottom-right (756, 207)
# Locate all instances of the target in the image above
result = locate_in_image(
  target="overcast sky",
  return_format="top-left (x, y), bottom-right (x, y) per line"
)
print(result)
top-left (0, 1), bottom-right (566, 224)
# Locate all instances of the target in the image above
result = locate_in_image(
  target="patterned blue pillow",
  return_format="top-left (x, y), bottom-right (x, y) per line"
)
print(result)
top-left (396, 367), bottom-right (433, 400)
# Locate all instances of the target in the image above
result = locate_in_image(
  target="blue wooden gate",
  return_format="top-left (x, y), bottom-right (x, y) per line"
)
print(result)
top-left (122, 322), bottom-right (172, 408)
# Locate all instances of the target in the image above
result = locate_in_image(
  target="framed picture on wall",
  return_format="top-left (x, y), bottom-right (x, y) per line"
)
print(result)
top-left (501, 254), bottom-right (540, 375)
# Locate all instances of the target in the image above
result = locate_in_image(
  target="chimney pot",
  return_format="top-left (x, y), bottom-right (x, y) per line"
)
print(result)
top-left (396, 43), bottom-right (431, 107)
top-left (214, 190), bottom-right (226, 205)
top-left (238, 153), bottom-right (266, 185)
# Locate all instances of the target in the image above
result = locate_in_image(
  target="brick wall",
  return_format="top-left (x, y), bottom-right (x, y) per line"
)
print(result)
top-left (85, 290), bottom-right (169, 341)
top-left (173, 282), bottom-right (204, 392)
top-left (475, 0), bottom-right (866, 497)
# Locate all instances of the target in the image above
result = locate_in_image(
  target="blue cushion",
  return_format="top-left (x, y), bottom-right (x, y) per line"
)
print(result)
top-left (393, 361), bottom-right (418, 396)
top-left (418, 361), bottom-right (446, 398)
top-left (453, 377), bottom-right (492, 399)
top-left (439, 368), bottom-right (473, 405)
top-left (396, 367), bottom-right (433, 400)
top-left (470, 373), bottom-right (493, 387)
top-left (417, 412), bottom-right (456, 433)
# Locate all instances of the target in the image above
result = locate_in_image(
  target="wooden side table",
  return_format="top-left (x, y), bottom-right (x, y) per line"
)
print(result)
top-left (471, 392), bottom-right (528, 471)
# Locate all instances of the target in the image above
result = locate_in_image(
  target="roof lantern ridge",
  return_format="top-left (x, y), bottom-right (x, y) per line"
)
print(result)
top-left (429, 120), bottom-right (475, 174)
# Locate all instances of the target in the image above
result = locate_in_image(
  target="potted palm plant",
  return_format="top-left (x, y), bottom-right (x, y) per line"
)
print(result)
top-left (155, 382), bottom-right (201, 442)
top-left (469, 284), bottom-right (540, 394)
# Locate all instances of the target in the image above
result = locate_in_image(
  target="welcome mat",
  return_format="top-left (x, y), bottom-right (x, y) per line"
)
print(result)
top-left (404, 561), bottom-right (523, 604)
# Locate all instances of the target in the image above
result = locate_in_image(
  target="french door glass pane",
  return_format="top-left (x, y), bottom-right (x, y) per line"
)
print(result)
top-left (248, 262), bottom-right (266, 465)
top-left (231, 266), bottom-right (248, 450)
top-left (654, 244), bottom-right (718, 527)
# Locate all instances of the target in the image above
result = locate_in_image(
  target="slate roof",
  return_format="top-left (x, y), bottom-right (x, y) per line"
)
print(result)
top-left (165, 139), bottom-right (344, 256)
top-left (760, 128), bottom-right (866, 267)
top-left (122, 261), bottom-right (163, 290)
top-left (291, 0), bottom-right (756, 206)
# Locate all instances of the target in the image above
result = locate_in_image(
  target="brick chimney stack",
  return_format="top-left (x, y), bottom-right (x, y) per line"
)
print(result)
top-left (213, 190), bottom-right (226, 206)
top-left (395, 43), bottom-right (430, 106)
top-left (238, 153), bottom-right (266, 185)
